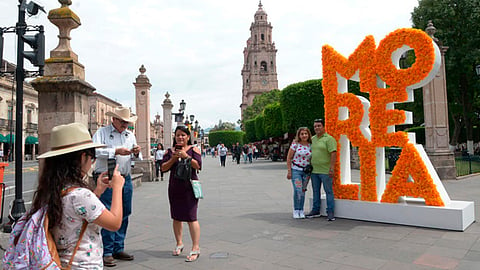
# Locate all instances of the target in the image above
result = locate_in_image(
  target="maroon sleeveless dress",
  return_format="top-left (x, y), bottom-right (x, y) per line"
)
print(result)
top-left (163, 147), bottom-right (202, 221)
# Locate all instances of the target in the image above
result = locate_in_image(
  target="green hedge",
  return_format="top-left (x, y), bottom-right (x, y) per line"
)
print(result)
top-left (255, 114), bottom-right (265, 141)
top-left (264, 102), bottom-right (284, 138)
top-left (280, 79), bottom-right (325, 134)
top-left (208, 130), bottom-right (245, 148)
top-left (245, 119), bottom-right (256, 142)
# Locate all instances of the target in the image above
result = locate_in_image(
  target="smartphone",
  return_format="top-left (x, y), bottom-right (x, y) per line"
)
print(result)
top-left (175, 144), bottom-right (182, 150)
top-left (107, 158), bottom-right (116, 180)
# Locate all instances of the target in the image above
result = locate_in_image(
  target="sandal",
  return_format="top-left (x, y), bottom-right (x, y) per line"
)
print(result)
top-left (172, 245), bottom-right (184, 256)
top-left (185, 250), bottom-right (200, 262)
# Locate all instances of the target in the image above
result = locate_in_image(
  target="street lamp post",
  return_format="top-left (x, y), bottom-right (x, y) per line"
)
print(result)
top-left (172, 99), bottom-right (186, 127)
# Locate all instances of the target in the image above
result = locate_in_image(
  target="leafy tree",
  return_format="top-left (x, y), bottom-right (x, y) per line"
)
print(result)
top-left (243, 89), bottom-right (281, 122)
top-left (411, 0), bottom-right (480, 145)
top-left (245, 119), bottom-right (256, 142)
top-left (263, 102), bottom-right (284, 138)
top-left (255, 114), bottom-right (265, 140)
top-left (280, 79), bottom-right (325, 134)
top-left (211, 120), bottom-right (237, 131)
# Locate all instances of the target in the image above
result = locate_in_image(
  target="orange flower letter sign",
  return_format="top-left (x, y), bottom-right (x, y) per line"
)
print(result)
top-left (322, 28), bottom-right (451, 207)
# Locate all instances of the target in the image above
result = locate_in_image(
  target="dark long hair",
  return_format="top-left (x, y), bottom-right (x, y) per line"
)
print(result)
top-left (28, 148), bottom-right (94, 229)
top-left (172, 126), bottom-right (192, 146)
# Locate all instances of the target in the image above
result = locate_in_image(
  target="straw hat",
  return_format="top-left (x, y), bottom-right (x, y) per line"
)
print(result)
top-left (38, 122), bottom-right (105, 159)
top-left (105, 107), bottom-right (137, 123)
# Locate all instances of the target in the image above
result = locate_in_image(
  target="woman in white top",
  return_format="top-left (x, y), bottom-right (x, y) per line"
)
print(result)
top-left (31, 123), bottom-right (125, 269)
top-left (154, 143), bottom-right (166, 181)
top-left (286, 127), bottom-right (312, 219)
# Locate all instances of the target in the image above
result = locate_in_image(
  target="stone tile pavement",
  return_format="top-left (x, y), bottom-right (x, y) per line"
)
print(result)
top-left (1, 156), bottom-right (480, 269)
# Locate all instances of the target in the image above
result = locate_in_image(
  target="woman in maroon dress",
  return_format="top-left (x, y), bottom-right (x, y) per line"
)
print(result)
top-left (162, 126), bottom-right (202, 262)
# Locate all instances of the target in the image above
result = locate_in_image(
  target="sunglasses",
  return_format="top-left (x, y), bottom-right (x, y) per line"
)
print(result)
top-left (85, 150), bottom-right (96, 162)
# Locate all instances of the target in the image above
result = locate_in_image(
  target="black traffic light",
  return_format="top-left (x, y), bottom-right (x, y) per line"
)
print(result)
top-left (22, 30), bottom-right (44, 67)
top-left (0, 31), bottom-right (3, 66)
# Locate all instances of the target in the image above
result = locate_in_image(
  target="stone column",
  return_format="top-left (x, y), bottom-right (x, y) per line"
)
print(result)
top-left (31, 0), bottom-right (95, 156)
top-left (133, 65), bottom-right (154, 182)
top-left (423, 21), bottom-right (456, 180)
top-left (133, 65), bottom-right (151, 159)
top-left (162, 92), bottom-right (173, 149)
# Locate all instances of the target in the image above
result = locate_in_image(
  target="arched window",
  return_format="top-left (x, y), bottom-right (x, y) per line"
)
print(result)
top-left (260, 61), bottom-right (267, 72)
top-left (261, 34), bottom-right (265, 41)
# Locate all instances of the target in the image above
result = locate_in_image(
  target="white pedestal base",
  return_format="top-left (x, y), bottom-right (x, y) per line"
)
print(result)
top-left (316, 196), bottom-right (475, 231)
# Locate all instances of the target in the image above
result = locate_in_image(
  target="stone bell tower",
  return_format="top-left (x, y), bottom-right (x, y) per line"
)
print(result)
top-left (240, 1), bottom-right (278, 120)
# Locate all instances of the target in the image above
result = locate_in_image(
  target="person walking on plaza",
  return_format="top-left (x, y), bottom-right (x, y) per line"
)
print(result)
top-left (33, 123), bottom-right (125, 268)
top-left (162, 126), bottom-right (202, 262)
top-left (154, 143), bottom-right (165, 181)
top-left (218, 143), bottom-right (228, 167)
top-left (234, 142), bottom-right (242, 164)
top-left (247, 144), bottom-right (254, 163)
top-left (92, 107), bottom-right (142, 267)
top-left (286, 127), bottom-right (312, 219)
top-left (305, 119), bottom-right (337, 221)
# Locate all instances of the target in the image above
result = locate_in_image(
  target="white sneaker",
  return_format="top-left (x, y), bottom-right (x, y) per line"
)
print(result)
top-left (293, 210), bottom-right (300, 219)
top-left (299, 210), bottom-right (305, 219)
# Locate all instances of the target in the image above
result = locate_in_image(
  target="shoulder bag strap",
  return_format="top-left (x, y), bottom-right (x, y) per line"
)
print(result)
top-left (64, 221), bottom-right (88, 269)
top-left (58, 187), bottom-right (89, 269)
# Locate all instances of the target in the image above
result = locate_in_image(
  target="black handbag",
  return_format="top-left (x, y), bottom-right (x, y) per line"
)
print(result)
top-left (293, 161), bottom-right (313, 174)
top-left (175, 157), bottom-right (192, 181)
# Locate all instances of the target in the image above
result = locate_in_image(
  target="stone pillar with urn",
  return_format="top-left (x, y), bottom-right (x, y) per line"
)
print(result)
top-left (423, 21), bottom-right (456, 180)
top-left (133, 65), bottom-right (154, 182)
top-left (31, 0), bottom-right (95, 157)
top-left (162, 92), bottom-right (173, 149)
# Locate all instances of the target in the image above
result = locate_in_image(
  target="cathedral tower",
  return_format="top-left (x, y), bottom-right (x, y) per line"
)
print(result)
top-left (240, 1), bottom-right (278, 119)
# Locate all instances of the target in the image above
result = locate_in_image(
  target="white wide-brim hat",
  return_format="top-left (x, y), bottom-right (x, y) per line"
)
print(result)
top-left (38, 122), bottom-right (105, 159)
top-left (105, 107), bottom-right (137, 123)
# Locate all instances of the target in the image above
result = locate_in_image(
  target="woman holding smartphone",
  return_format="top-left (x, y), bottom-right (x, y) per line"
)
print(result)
top-left (161, 126), bottom-right (202, 262)
top-left (27, 123), bottom-right (125, 268)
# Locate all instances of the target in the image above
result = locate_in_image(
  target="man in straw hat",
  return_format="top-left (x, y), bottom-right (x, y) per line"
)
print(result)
top-left (92, 107), bottom-right (142, 267)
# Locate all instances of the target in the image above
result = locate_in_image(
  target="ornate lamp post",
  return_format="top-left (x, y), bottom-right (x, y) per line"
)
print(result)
top-left (173, 99), bottom-right (186, 126)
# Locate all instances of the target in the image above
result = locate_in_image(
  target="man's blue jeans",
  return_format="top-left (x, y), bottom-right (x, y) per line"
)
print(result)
top-left (291, 169), bottom-right (308, 211)
top-left (310, 173), bottom-right (335, 214)
top-left (100, 175), bottom-right (133, 257)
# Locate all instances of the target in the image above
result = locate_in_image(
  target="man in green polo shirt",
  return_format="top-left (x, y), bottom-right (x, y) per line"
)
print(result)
top-left (305, 119), bottom-right (337, 221)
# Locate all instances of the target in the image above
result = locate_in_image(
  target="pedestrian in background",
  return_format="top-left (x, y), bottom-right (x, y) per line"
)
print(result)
top-left (154, 143), bottom-right (165, 181)
top-left (234, 142), bottom-right (242, 164)
top-left (247, 144), bottom-right (253, 163)
top-left (306, 119), bottom-right (337, 221)
top-left (218, 143), bottom-right (228, 167)
top-left (92, 107), bottom-right (142, 267)
top-left (34, 123), bottom-right (125, 268)
top-left (162, 126), bottom-right (202, 262)
top-left (286, 127), bottom-right (312, 219)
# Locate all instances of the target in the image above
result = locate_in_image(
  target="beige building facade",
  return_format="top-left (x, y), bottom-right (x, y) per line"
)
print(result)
top-left (240, 1), bottom-right (278, 119)
top-left (0, 60), bottom-right (39, 161)
top-left (87, 92), bottom-right (123, 135)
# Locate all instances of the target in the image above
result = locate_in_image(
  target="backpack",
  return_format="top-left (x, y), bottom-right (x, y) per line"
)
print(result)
top-left (3, 190), bottom-right (88, 269)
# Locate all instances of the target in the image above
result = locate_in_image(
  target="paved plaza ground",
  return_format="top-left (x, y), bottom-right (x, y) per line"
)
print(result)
top-left (1, 156), bottom-right (480, 269)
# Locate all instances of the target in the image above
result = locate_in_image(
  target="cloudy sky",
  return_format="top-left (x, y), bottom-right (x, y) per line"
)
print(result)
top-left (0, 0), bottom-right (419, 128)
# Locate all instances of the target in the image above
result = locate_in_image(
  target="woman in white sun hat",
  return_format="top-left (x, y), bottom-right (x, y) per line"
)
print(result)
top-left (31, 122), bottom-right (125, 269)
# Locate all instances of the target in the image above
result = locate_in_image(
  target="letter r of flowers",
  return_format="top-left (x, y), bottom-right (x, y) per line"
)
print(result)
top-left (322, 28), bottom-right (448, 206)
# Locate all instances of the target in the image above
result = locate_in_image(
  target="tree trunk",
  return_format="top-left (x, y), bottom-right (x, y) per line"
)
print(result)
top-left (450, 115), bottom-right (463, 147)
